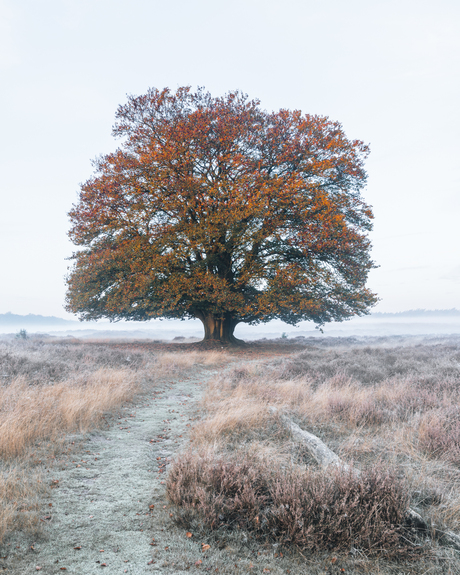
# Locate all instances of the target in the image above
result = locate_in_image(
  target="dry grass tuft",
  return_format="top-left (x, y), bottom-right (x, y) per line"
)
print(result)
top-left (0, 465), bottom-right (46, 541)
top-left (154, 350), bottom-right (229, 372)
top-left (0, 369), bottom-right (136, 459)
top-left (418, 407), bottom-right (460, 464)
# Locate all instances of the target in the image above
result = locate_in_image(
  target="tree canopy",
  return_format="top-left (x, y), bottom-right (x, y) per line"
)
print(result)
top-left (66, 87), bottom-right (377, 344)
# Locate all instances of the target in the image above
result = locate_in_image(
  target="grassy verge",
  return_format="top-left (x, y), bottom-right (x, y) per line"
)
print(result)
top-left (0, 337), bottom-right (228, 542)
top-left (166, 336), bottom-right (460, 573)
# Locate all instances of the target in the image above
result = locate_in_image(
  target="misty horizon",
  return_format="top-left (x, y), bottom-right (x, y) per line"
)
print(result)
top-left (2, 309), bottom-right (460, 340)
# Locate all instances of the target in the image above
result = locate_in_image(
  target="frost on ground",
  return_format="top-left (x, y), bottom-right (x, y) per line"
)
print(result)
top-left (3, 336), bottom-right (460, 575)
top-left (0, 369), bottom-right (215, 574)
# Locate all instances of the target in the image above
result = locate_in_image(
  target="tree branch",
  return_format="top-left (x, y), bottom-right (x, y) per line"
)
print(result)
top-left (269, 407), bottom-right (460, 551)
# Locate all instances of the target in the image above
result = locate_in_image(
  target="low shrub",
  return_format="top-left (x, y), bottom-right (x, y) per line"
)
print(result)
top-left (167, 450), bottom-right (415, 556)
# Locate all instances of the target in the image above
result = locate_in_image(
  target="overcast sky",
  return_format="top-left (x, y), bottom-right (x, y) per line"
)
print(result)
top-left (1, 0), bottom-right (459, 319)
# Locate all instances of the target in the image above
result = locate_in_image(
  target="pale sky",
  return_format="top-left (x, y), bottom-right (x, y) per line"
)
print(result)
top-left (1, 0), bottom-right (459, 319)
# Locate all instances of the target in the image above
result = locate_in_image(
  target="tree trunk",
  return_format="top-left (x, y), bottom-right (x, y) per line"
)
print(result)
top-left (196, 313), bottom-right (244, 345)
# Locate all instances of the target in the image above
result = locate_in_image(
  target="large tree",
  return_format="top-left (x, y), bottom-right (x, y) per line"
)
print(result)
top-left (66, 87), bottom-right (377, 344)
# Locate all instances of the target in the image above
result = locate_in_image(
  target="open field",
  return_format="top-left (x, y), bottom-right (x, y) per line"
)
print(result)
top-left (1, 334), bottom-right (460, 573)
top-left (0, 338), bottom-right (230, 546)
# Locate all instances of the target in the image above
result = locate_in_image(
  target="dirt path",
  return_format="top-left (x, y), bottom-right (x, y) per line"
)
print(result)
top-left (4, 368), bottom-right (215, 574)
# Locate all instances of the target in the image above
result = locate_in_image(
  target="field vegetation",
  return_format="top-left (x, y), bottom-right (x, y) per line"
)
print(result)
top-left (0, 336), bottom-right (227, 542)
top-left (2, 334), bottom-right (460, 573)
top-left (167, 335), bottom-right (460, 573)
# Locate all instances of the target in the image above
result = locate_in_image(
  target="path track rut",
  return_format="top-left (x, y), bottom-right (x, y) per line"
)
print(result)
top-left (4, 368), bottom-right (214, 574)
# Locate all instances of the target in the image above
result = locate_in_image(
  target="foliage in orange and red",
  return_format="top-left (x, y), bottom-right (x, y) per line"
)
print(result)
top-left (66, 87), bottom-right (377, 342)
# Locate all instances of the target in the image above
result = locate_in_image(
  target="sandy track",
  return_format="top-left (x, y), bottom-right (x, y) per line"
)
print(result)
top-left (3, 369), bottom-right (213, 574)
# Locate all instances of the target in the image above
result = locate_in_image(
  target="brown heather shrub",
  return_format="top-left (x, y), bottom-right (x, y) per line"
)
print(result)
top-left (167, 450), bottom-right (415, 556)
